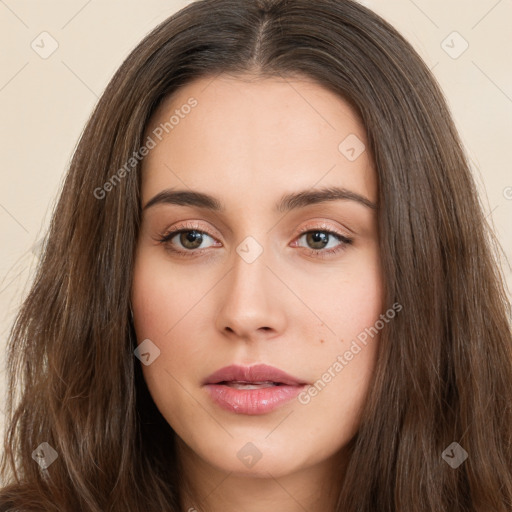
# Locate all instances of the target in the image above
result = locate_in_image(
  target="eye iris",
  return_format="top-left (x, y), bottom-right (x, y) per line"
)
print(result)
top-left (180, 230), bottom-right (203, 249)
top-left (307, 231), bottom-right (329, 249)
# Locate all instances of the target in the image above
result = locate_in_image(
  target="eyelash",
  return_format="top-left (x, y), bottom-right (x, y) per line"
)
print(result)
top-left (156, 221), bottom-right (353, 259)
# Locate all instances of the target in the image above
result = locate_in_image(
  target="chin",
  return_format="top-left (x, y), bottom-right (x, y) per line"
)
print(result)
top-left (192, 435), bottom-right (321, 478)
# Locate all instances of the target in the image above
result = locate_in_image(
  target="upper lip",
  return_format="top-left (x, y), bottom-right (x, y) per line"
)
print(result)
top-left (203, 364), bottom-right (307, 386)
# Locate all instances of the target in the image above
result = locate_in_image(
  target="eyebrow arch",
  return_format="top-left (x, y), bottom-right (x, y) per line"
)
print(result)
top-left (143, 186), bottom-right (378, 212)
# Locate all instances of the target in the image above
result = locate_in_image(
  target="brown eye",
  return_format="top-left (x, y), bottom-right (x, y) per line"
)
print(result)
top-left (304, 231), bottom-right (330, 250)
top-left (178, 230), bottom-right (204, 250)
top-left (296, 229), bottom-right (352, 253)
top-left (158, 227), bottom-right (217, 255)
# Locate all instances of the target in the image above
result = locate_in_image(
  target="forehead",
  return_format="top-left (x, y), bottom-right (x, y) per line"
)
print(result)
top-left (141, 73), bottom-right (376, 208)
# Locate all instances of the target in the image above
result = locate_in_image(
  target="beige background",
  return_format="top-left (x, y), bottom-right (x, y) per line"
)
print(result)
top-left (1, 0), bottom-right (511, 438)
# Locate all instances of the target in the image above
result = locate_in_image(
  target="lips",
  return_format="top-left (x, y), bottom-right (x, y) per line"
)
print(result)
top-left (203, 364), bottom-right (308, 415)
top-left (203, 364), bottom-right (307, 386)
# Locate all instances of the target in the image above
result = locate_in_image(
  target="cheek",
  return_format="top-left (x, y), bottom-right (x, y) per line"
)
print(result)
top-left (293, 251), bottom-right (383, 434)
top-left (130, 249), bottom-right (210, 416)
top-left (298, 250), bottom-right (383, 347)
top-left (131, 249), bottom-right (209, 340)
top-left (131, 268), bottom-right (199, 438)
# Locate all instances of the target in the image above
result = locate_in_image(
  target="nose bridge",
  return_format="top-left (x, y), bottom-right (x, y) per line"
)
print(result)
top-left (228, 208), bottom-right (271, 278)
top-left (229, 233), bottom-right (271, 305)
top-left (215, 232), bottom-right (285, 337)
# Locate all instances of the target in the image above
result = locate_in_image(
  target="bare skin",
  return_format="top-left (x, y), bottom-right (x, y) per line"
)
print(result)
top-left (131, 73), bottom-right (383, 512)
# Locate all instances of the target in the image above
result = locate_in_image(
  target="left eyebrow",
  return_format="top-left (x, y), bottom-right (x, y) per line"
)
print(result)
top-left (143, 185), bottom-right (377, 212)
top-left (277, 186), bottom-right (377, 212)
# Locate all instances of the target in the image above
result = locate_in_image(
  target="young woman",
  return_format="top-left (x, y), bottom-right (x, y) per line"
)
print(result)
top-left (1, 0), bottom-right (511, 510)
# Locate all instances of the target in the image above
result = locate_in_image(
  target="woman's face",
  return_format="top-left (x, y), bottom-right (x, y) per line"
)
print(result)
top-left (131, 73), bottom-right (383, 478)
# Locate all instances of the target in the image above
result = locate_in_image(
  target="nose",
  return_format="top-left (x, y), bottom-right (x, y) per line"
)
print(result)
top-left (214, 238), bottom-right (287, 341)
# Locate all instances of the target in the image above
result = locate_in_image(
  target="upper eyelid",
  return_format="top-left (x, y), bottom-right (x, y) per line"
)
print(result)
top-left (161, 222), bottom-right (351, 245)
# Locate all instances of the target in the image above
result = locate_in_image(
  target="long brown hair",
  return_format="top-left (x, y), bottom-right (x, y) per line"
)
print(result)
top-left (1, 0), bottom-right (511, 510)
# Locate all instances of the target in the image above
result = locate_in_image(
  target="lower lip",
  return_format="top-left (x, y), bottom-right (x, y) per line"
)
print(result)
top-left (204, 383), bottom-right (306, 415)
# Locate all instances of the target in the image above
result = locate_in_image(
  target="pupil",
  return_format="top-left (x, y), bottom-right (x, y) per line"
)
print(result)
top-left (308, 231), bottom-right (328, 249)
top-left (182, 231), bottom-right (202, 248)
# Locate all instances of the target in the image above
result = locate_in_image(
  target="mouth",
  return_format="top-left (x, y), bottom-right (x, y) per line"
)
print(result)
top-left (203, 364), bottom-right (308, 415)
